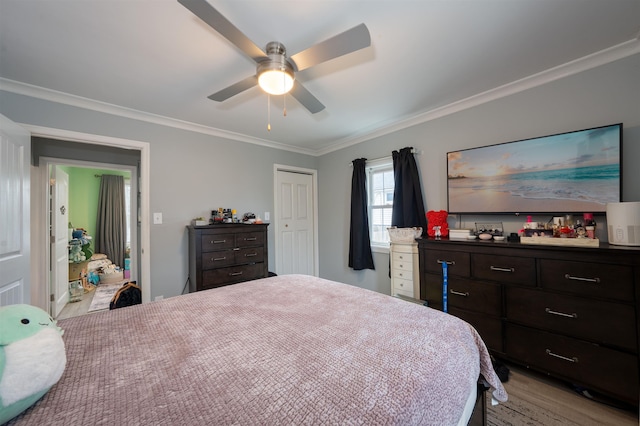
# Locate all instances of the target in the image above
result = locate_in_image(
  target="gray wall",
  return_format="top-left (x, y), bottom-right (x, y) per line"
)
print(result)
top-left (316, 53), bottom-right (640, 293)
top-left (1, 52), bottom-right (638, 300)
top-left (0, 91), bottom-right (317, 300)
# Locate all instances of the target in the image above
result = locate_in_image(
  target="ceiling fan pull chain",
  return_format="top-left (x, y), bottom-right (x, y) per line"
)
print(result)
top-left (267, 94), bottom-right (271, 131)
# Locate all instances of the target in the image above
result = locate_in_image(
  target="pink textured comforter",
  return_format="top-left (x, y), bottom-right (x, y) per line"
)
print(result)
top-left (12, 274), bottom-right (506, 425)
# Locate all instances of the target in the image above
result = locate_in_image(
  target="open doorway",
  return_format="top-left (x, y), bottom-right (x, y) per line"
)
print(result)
top-left (43, 159), bottom-right (138, 319)
top-left (48, 162), bottom-right (137, 319)
top-left (28, 127), bottom-right (151, 315)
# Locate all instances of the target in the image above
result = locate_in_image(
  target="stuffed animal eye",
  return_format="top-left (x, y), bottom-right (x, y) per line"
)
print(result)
top-left (21, 318), bottom-right (30, 324)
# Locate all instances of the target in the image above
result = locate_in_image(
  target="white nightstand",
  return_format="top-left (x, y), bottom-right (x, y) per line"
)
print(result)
top-left (390, 241), bottom-right (419, 300)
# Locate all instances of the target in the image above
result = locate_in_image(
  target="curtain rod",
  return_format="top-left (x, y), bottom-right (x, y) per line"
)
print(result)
top-left (95, 174), bottom-right (130, 180)
top-left (348, 149), bottom-right (422, 166)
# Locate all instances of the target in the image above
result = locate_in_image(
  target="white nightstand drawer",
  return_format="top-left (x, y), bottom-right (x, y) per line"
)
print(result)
top-left (392, 251), bottom-right (413, 263)
top-left (393, 278), bottom-right (414, 298)
top-left (393, 260), bottom-right (413, 273)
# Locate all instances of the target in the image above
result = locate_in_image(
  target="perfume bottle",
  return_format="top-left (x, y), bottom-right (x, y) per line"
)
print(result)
top-left (583, 213), bottom-right (596, 238)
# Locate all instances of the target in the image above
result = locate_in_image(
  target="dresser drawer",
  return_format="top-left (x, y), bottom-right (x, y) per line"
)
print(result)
top-left (424, 250), bottom-right (470, 277)
top-left (202, 263), bottom-right (265, 289)
top-left (236, 231), bottom-right (265, 248)
top-left (393, 278), bottom-right (414, 298)
top-left (472, 254), bottom-right (535, 286)
top-left (448, 307), bottom-right (503, 353)
top-left (448, 278), bottom-right (501, 316)
top-left (392, 252), bottom-right (414, 272)
top-left (235, 247), bottom-right (264, 264)
top-left (201, 233), bottom-right (236, 251)
top-left (505, 324), bottom-right (638, 404)
top-left (505, 287), bottom-right (637, 352)
top-left (392, 268), bottom-right (414, 282)
top-left (201, 250), bottom-right (236, 269)
top-left (424, 274), bottom-right (501, 316)
top-left (539, 259), bottom-right (634, 302)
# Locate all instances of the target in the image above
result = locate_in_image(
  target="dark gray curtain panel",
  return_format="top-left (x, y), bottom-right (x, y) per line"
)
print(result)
top-left (95, 174), bottom-right (126, 268)
top-left (391, 147), bottom-right (427, 233)
top-left (349, 158), bottom-right (375, 270)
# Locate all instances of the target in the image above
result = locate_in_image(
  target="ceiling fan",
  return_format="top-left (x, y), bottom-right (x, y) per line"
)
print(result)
top-left (178, 0), bottom-right (371, 114)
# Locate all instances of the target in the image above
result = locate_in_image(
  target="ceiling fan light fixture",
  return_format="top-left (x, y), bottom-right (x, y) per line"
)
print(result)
top-left (258, 68), bottom-right (294, 95)
top-left (257, 42), bottom-right (295, 95)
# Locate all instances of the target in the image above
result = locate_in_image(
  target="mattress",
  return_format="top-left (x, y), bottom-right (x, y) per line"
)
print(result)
top-left (10, 274), bottom-right (506, 425)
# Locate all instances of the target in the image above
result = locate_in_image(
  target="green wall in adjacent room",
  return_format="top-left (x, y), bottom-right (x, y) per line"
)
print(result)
top-left (67, 167), bottom-right (130, 251)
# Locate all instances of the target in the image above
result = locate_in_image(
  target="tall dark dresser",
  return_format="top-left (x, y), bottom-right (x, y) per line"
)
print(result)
top-left (187, 224), bottom-right (269, 292)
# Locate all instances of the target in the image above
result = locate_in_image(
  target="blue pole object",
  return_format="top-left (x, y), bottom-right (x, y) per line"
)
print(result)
top-left (442, 262), bottom-right (448, 313)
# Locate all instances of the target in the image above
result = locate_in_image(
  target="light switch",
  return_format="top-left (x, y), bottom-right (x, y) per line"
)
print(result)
top-left (264, 212), bottom-right (270, 221)
top-left (153, 212), bottom-right (163, 224)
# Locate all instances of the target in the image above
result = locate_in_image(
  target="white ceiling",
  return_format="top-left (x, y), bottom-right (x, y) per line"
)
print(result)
top-left (1, 0), bottom-right (639, 155)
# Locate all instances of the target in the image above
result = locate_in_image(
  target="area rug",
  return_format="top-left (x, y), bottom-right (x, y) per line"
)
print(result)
top-left (88, 282), bottom-right (125, 312)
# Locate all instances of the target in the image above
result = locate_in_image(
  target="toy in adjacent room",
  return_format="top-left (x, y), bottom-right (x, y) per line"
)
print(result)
top-left (426, 210), bottom-right (449, 238)
top-left (0, 304), bottom-right (66, 425)
top-left (68, 240), bottom-right (86, 263)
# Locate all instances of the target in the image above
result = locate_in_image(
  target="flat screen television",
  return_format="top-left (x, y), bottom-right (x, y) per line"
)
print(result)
top-left (447, 123), bottom-right (622, 214)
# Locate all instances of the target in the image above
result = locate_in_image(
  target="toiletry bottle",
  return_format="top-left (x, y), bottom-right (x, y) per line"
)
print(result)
top-left (583, 213), bottom-right (596, 239)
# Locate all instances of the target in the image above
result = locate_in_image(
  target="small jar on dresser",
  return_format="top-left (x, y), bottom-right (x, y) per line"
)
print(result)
top-left (390, 241), bottom-right (420, 300)
top-left (187, 223), bottom-right (269, 292)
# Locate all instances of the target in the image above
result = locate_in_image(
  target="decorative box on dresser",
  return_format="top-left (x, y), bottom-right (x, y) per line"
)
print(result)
top-left (187, 224), bottom-right (269, 292)
top-left (390, 241), bottom-right (420, 299)
top-left (418, 238), bottom-right (640, 406)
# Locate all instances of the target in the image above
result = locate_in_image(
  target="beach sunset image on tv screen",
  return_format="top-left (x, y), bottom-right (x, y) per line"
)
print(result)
top-left (447, 124), bottom-right (622, 214)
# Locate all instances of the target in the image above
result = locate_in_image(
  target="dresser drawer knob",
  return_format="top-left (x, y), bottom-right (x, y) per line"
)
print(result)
top-left (245, 253), bottom-right (257, 257)
top-left (245, 237), bottom-right (258, 241)
top-left (564, 274), bottom-right (600, 283)
top-left (437, 259), bottom-right (455, 265)
top-left (546, 349), bottom-right (578, 363)
top-left (212, 239), bottom-right (226, 244)
top-left (450, 289), bottom-right (469, 297)
top-left (229, 271), bottom-right (243, 277)
top-left (490, 266), bottom-right (515, 273)
top-left (212, 257), bottom-right (227, 261)
top-left (545, 307), bottom-right (577, 319)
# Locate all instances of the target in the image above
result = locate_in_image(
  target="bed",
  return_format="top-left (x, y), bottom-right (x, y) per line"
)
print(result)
top-left (10, 274), bottom-right (507, 425)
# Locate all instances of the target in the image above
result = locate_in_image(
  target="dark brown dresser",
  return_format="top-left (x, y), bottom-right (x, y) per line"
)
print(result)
top-left (418, 238), bottom-right (640, 405)
top-left (187, 224), bottom-right (269, 292)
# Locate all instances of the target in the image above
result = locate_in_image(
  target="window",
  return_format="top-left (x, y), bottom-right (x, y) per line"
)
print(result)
top-left (367, 160), bottom-right (394, 249)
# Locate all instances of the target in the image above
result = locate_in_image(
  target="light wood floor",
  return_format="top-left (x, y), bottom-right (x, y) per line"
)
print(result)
top-left (489, 362), bottom-right (639, 425)
top-left (56, 287), bottom-right (100, 320)
top-left (57, 278), bottom-right (131, 320)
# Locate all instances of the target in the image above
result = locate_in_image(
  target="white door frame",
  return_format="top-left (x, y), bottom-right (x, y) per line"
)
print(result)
top-left (25, 124), bottom-right (151, 306)
top-left (273, 164), bottom-right (319, 277)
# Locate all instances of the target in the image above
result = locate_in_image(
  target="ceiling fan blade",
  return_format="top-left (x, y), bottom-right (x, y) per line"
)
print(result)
top-left (290, 23), bottom-right (371, 72)
top-left (208, 75), bottom-right (258, 101)
top-left (290, 82), bottom-right (325, 114)
top-left (178, 0), bottom-right (267, 63)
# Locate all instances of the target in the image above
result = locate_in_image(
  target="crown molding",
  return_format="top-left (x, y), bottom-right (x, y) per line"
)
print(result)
top-left (0, 78), bottom-right (317, 156)
top-left (316, 37), bottom-right (640, 156)
top-left (2, 36), bottom-right (638, 157)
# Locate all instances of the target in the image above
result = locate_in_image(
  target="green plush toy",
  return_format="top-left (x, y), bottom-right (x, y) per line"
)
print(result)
top-left (0, 304), bottom-right (66, 425)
